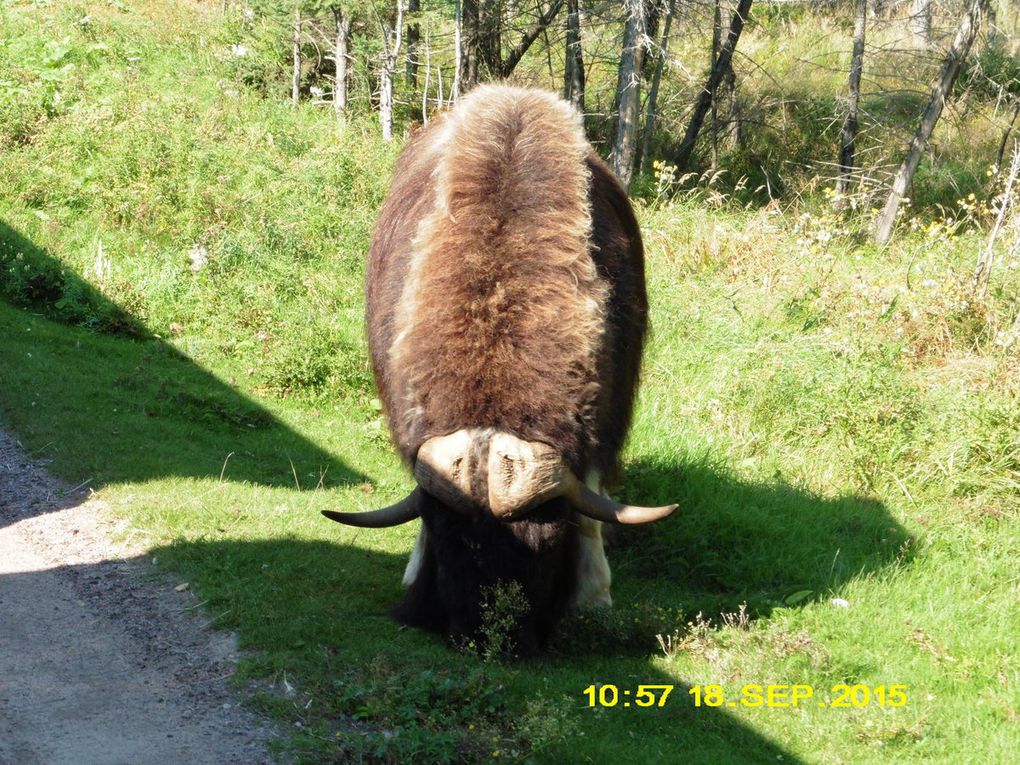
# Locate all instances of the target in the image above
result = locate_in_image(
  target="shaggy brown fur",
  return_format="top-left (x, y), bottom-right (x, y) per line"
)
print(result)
top-left (364, 85), bottom-right (648, 647)
top-left (368, 85), bottom-right (646, 475)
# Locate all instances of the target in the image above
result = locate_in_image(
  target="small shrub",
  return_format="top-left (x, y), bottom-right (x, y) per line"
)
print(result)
top-left (476, 580), bottom-right (530, 661)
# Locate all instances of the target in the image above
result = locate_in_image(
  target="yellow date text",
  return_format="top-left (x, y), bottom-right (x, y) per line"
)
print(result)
top-left (583, 683), bottom-right (908, 709)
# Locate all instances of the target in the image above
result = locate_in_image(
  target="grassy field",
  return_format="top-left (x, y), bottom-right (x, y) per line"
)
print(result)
top-left (1, 1), bottom-right (1018, 763)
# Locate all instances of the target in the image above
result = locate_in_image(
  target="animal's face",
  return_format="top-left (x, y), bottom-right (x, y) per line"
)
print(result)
top-left (322, 429), bottom-right (675, 651)
top-left (398, 491), bottom-right (577, 655)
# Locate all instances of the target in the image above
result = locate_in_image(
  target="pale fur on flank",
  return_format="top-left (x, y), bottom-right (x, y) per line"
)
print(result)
top-left (571, 471), bottom-right (612, 608)
top-left (403, 526), bottom-right (428, 586)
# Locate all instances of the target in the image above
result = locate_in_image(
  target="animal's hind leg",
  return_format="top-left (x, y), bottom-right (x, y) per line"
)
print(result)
top-left (403, 525), bottom-right (428, 586)
top-left (571, 473), bottom-right (612, 608)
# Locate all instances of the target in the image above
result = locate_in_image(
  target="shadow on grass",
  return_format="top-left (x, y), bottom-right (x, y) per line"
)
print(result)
top-left (138, 464), bottom-right (907, 763)
top-left (611, 457), bottom-right (912, 618)
top-left (0, 220), bottom-right (363, 523)
top-left (147, 535), bottom-right (806, 764)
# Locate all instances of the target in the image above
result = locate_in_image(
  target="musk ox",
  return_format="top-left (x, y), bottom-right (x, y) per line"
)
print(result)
top-left (324, 85), bottom-right (676, 652)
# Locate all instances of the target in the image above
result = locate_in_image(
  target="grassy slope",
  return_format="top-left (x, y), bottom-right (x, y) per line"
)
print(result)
top-left (1, 2), bottom-right (1017, 763)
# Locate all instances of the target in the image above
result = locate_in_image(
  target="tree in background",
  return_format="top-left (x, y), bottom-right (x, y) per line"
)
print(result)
top-left (460, 0), bottom-right (480, 87)
top-left (377, 0), bottom-right (405, 141)
top-left (291, 5), bottom-right (303, 107)
top-left (910, 0), bottom-right (932, 50)
top-left (479, 0), bottom-right (502, 77)
top-left (874, 0), bottom-right (992, 243)
top-left (674, 0), bottom-right (754, 172)
top-left (406, 0), bottom-right (421, 90)
top-left (611, 0), bottom-right (645, 191)
top-left (639, 0), bottom-right (675, 176)
top-left (709, 0), bottom-right (723, 170)
top-left (835, 0), bottom-right (867, 206)
top-left (564, 0), bottom-right (584, 110)
top-left (228, 0), bottom-right (1020, 240)
top-left (331, 4), bottom-right (352, 119)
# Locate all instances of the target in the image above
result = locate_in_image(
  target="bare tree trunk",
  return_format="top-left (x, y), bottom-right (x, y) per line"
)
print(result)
top-left (453, 0), bottom-right (463, 100)
top-left (291, 7), bottom-right (302, 108)
top-left (641, 0), bottom-right (661, 71)
top-left (460, 0), bottom-right (480, 89)
top-left (974, 140), bottom-right (1020, 296)
top-left (332, 6), bottom-right (351, 120)
top-left (995, 98), bottom-right (1020, 173)
top-left (406, 0), bottom-right (421, 89)
top-left (564, 0), bottom-right (585, 110)
top-left (836, 0), bottom-right (867, 204)
top-left (674, 0), bottom-right (754, 172)
top-left (874, 0), bottom-right (990, 243)
top-left (611, 0), bottom-right (645, 190)
top-left (479, 0), bottom-right (503, 77)
top-left (380, 65), bottom-right (394, 140)
top-left (728, 70), bottom-right (742, 150)
top-left (457, 0), bottom-right (563, 84)
top-left (379, 1), bottom-right (405, 142)
top-left (422, 25), bottom-right (432, 121)
top-left (710, 0), bottom-right (722, 171)
top-left (910, 0), bottom-right (932, 50)
top-left (639, 0), bottom-right (675, 175)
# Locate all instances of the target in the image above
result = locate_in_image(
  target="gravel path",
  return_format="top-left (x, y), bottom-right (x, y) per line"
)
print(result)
top-left (0, 429), bottom-right (277, 764)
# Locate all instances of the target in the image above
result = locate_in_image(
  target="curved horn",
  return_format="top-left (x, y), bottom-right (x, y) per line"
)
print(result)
top-left (566, 480), bottom-right (678, 525)
top-left (321, 488), bottom-right (421, 528)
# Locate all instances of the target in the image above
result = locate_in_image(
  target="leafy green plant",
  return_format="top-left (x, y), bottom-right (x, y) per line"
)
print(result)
top-left (476, 580), bottom-right (530, 661)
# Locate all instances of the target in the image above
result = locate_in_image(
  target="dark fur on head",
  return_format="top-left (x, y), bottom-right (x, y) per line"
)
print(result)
top-left (395, 493), bottom-right (577, 655)
top-left (365, 85), bottom-right (647, 650)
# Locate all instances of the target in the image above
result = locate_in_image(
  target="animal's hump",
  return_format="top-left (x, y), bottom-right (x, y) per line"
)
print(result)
top-left (435, 85), bottom-right (592, 233)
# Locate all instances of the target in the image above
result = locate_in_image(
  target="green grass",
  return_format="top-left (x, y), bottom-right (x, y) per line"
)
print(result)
top-left (1, 1), bottom-right (1018, 763)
